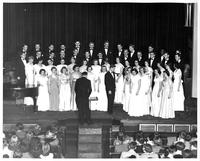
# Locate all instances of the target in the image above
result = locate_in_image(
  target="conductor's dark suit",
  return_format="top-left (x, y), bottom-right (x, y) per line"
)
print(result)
top-left (15, 57), bottom-right (26, 87)
top-left (105, 71), bottom-right (116, 114)
top-left (75, 77), bottom-right (92, 124)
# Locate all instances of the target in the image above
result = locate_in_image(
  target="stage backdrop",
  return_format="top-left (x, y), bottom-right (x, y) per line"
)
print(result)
top-left (4, 3), bottom-right (191, 62)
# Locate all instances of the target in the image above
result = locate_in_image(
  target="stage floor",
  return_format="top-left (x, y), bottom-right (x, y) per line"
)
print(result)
top-left (3, 98), bottom-right (197, 125)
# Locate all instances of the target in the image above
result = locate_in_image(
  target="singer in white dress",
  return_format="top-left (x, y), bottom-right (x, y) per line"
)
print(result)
top-left (37, 69), bottom-right (49, 111)
top-left (34, 58), bottom-right (46, 86)
top-left (159, 70), bottom-right (175, 118)
top-left (172, 63), bottom-right (185, 111)
top-left (128, 68), bottom-right (141, 116)
top-left (24, 56), bottom-right (35, 105)
top-left (56, 59), bottom-right (68, 75)
top-left (97, 66), bottom-right (108, 111)
top-left (123, 67), bottom-right (132, 113)
top-left (114, 57), bottom-right (124, 104)
top-left (151, 69), bottom-right (163, 117)
top-left (59, 67), bottom-right (71, 111)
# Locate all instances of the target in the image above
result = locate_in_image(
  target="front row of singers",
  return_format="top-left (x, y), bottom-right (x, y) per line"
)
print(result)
top-left (23, 56), bottom-right (184, 119)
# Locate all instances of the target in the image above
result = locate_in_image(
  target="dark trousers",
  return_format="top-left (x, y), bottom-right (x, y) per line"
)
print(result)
top-left (76, 97), bottom-right (91, 123)
top-left (106, 91), bottom-right (115, 114)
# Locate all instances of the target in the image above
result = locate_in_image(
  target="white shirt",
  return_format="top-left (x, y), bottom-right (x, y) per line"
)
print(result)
top-left (105, 48), bottom-right (108, 55)
top-left (90, 49), bottom-right (93, 56)
top-left (120, 149), bottom-right (139, 158)
top-left (130, 50), bottom-right (135, 58)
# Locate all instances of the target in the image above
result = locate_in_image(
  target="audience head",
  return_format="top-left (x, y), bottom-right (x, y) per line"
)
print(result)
top-left (175, 141), bottom-right (185, 151)
top-left (42, 143), bottom-right (51, 156)
top-left (29, 137), bottom-right (42, 158)
top-left (182, 149), bottom-right (193, 158)
top-left (178, 130), bottom-right (187, 140)
top-left (169, 144), bottom-right (177, 154)
top-left (16, 122), bottom-right (24, 131)
top-left (128, 141), bottom-right (137, 150)
top-left (143, 143), bottom-right (153, 153)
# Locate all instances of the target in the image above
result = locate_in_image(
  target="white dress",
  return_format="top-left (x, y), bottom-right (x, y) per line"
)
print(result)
top-left (137, 74), bottom-right (150, 116)
top-left (123, 74), bottom-right (132, 112)
top-left (173, 69), bottom-right (185, 111)
top-left (97, 72), bottom-right (108, 111)
top-left (151, 75), bottom-right (163, 117)
top-left (114, 63), bottom-right (124, 104)
top-left (59, 74), bottom-right (71, 111)
top-left (34, 64), bottom-right (46, 86)
top-left (87, 72), bottom-right (98, 111)
top-left (159, 78), bottom-right (175, 118)
top-left (24, 63), bottom-right (35, 105)
top-left (37, 75), bottom-right (49, 111)
top-left (128, 74), bottom-right (141, 116)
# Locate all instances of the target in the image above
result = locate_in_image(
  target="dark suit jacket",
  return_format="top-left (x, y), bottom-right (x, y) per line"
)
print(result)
top-left (102, 48), bottom-right (114, 64)
top-left (148, 57), bottom-right (159, 70)
top-left (136, 57), bottom-right (146, 66)
top-left (75, 77), bottom-right (92, 99)
top-left (105, 71), bottom-right (116, 93)
top-left (97, 58), bottom-right (105, 66)
top-left (15, 57), bottom-right (26, 86)
top-left (114, 50), bottom-right (124, 62)
top-left (88, 48), bottom-right (98, 60)
top-left (129, 51), bottom-right (138, 66)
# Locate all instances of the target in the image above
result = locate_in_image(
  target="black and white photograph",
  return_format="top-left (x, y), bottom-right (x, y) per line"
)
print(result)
top-left (2, 0), bottom-right (199, 159)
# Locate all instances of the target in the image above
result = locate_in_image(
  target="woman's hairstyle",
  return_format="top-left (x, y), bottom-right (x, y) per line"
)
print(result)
top-left (51, 66), bottom-right (57, 71)
top-left (73, 65), bottom-right (79, 71)
top-left (39, 69), bottom-right (46, 74)
top-left (60, 66), bottom-right (68, 73)
top-left (143, 143), bottom-right (153, 153)
top-left (16, 122), bottom-right (24, 130)
top-left (87, 66), bottom-right (92, 71)
top-left (131, 68), bottom-right (138, 74)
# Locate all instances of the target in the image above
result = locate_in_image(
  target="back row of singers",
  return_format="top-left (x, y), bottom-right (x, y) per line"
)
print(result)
top-left (20, 42), bottom-right (185, 73)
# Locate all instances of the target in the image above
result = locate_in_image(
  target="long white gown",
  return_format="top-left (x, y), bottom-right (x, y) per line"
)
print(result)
top-left (128, 74), bottom-right (141, 116)
top-left (37, 75), bottom-right (49, 111)
top-left (24, 63), bottom-right (35, 105)
top-left (34, 64), bottom-right (46, 86)
top-left (159, 78), bottom-right (175, 118)
top-left (97, 72), bottom-right (108, 111)
top-left (59, 73), bottom-right (71, 111)
top-left (123, 74), bottom-right (132, 113)
top-left (114, 63), bottom-right (124, 104)
top-left (151, 75), bottom-right (163, 117)
top-left (137, 74), bottom-right (150, 116)
top-left (87, 72), bottom-right (98, 111)
top-left (173, 69), bottom-right (185, 111)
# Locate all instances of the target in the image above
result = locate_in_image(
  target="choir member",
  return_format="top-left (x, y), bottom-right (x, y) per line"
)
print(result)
top-left (128, 68), bottom-right (141, 116)
top-left (87, 66), bottom-right (96, 110)
top-left (159, 70), bottom-right (175, 118)
top-left (103, 58), bottom-right (110, 71)
top-left (70, 65), bottom-right (81, 111)
top-left (102, 41), bottom-right (114, 64)
top-left (48, 67), bottom-right (59, 111)
top-left (60, 44), bottom-right (66, 52)
top-left (149, 52), bottom-right (159, 70)
top-left (46, 59), bottom-right (55, 76)
top-left (133, 60), bottom-right (140, 72)
top-left (74, 41), bottom-right (82, 55)
top-left (161, 52), bottom-right (171, 67)
top-left (172, 63), bottom-right (185, 111)
top-left (121, 49), bottom-right (130, 66)
top-left (68, 57), bottom-right (76, 74)
top-left (79, 59), bottom-right (88, 73)
top-left (115, 44), bottom-right (124, 61)
top-left (160, 49), bottom-right (166, 63)
top-left (174, 52), bottom-right (185, 79)
top-left (24, 56), bottom-right (35, 105)
top-left (151, 69), bottom-right (163, 117)
top-left (97, 65), bottom-right (108, 111)
top-left (88, 42), bottom-right (97, 60)
top-left (37, 69), bottom-right (49, 111)
top-left (97, 52), bottom-right (105, 66)
top-left (56, 59), bottom-right (68, 75)
top-left (34, 51), bottom-right (43, 64)
top-left (83, 51), bottom-right (92, 66)
top-left (128, 44), bottom-right (137, 66)
top-left (34, 58), bottom-right (46, 86)
top-left (105, 65), bottom-right (116, 114)
top-left (114, 57), bottom-right (124, 104)
top-left (56, 50), bottom-right (67, 65)
top-left (136, 51), bottom-right (145, 66)
top-left (59, 67), bottom-right (71, 111)
top-left (122, 67), bottom-right (132, 113)
top-left (165, 63), bottom-right (173, 79)
top-left (137, 67), bottom-right (151, 116)
top-left (147, 45), bottom-right (154, 60)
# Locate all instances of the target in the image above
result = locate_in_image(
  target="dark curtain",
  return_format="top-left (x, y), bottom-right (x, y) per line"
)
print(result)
top-left (3, 3), bottom-right (190, 62)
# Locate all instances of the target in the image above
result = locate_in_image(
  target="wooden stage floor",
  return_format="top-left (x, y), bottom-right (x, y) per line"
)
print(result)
top-left (3, 97), bottom-right (197, 126)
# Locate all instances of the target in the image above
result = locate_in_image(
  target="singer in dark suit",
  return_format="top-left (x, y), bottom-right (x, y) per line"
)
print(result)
top-left (15, 52), bottom-right (27, 87)
top-left (105, 65), bottom-right (116, 114)
top-left (75, 72), bottom-right (92, 125)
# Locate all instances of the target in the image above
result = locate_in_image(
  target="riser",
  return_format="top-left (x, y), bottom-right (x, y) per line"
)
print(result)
top-left (78, 143), bottom-right (102, 153)
top-left (79, 135), bottom-right (102, 143)
top-left (78, 153), bottom-right (102, 158)
top-left (79, 128), bottom-right (102, 135)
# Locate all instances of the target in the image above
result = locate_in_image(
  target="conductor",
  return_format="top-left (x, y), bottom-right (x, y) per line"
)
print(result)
top-left (75, 72), bottom-right (92, 125)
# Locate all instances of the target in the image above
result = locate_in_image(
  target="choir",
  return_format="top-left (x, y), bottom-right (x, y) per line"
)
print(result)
top-left (20, 42), bottom-right (185, 118)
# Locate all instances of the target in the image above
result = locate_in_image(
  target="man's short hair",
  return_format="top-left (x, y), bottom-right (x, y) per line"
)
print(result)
top-left (82, 72), bottom-right (88, 76)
